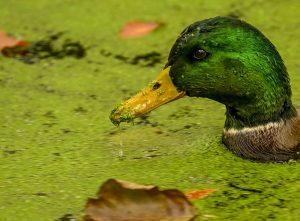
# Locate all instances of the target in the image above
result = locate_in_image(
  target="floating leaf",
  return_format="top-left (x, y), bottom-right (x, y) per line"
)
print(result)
top-left (0, 31), bottom-right (28, 52)
top-left (1, 32), bottom-right (86, 63)
top-left (83, 179), bottom-right (198, 221)
top-left (185, 189), bottom-right (216, 200)
top-left (119, 21), bottom-right (162, 38)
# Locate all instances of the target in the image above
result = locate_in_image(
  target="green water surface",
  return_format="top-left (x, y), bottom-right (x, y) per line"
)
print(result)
top-left (0, 0), bottom-right (299, 220)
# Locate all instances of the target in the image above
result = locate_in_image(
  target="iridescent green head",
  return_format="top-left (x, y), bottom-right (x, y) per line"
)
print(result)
top-left (110, 16), bottom-right (296, 129)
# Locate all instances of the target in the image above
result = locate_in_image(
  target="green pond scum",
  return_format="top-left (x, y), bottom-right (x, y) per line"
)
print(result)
top-left (110, 104), bottom-right (135, 126)
top-left (0, 0), bottom-right (299, 221)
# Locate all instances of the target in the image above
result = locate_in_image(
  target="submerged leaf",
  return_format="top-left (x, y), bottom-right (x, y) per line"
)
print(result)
top-left (83, 179), bottom-right (198, 221)
top-left (185, 189), bottom-right (216, 200)
top-left (119, 21), bottom-right (162, 38)
top-left (0, 31), bottom-right (28, 52)
top-left (0, 32), bottom-right (86, 63)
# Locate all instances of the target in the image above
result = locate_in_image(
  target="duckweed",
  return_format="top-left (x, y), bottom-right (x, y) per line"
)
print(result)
top-left (0, 1), bottom-right (299, 221)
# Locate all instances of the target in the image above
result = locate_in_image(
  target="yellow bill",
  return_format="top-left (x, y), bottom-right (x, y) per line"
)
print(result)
top-left (110, 66), bottom-right (185, 125)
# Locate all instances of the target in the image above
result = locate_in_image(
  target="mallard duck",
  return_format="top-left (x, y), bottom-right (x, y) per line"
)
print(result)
top-left (110, 16), bottom-right (300, 162)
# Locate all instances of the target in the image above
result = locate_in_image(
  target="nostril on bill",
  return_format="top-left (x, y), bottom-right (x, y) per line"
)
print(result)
top-left (152, 82), bottom-right (161, 90)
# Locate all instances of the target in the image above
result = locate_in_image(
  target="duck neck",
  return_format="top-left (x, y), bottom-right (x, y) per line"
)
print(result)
top-left (224, 98), bottom-right (297, 130)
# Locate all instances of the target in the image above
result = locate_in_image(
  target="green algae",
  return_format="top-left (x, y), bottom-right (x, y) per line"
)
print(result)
top-left (0, 0), bottom-right (299, 220)
top-left (110, 104), bottom-right (135, 126)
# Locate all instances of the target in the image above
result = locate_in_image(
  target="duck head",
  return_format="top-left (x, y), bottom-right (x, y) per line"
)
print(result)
top-left (110, 16), bottom-right (296, 130)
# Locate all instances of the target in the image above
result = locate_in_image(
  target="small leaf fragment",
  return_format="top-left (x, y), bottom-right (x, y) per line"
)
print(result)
top-left (83, 179), bottom-right (198, 221)
top-left (185, 189), bottom-right (216, 200)
top-left (0, 31), bottom-right (28, 52)
top-left (119, 21), bottom-right (162, 38)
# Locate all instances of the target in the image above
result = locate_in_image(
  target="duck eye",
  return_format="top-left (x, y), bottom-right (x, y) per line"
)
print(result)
top-left (193, 49), bottom-right (207, 60)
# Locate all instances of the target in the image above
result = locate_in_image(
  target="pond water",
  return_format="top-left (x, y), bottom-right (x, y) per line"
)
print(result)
top-left (0, 0), bottom-right (299, 220)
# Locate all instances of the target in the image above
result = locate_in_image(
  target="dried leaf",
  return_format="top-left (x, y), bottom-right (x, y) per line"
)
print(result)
top-left (0, 31), bottom-right (28, 52)
top-left (185, 189), bottom-right (216, 200)
top-left (119, 21), bottom-right (162, 38)
top-left (84, 179), bottom-right (198, 221)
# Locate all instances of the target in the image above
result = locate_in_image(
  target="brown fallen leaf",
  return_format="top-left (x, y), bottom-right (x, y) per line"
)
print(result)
top-left (119, 21), bottom-right (162, 38)
top-left (83, 179), bottom-right (198, 221)
top-left (0, 31), bottom-right (28, 52)
top-left (185, 189), bottom-right (216, 200)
